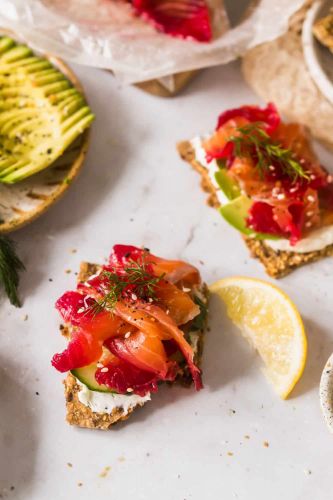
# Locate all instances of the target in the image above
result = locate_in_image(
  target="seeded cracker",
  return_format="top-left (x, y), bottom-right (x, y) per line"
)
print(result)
top-left (64, 261), bottom-right (208, 429)
top-left (177, 140), bottom-right (333, 278)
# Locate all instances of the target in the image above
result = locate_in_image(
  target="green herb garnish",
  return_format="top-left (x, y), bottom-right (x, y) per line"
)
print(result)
top-left (190, 294), bottom-right (208, 332)
top-left (0, 236), bottom-right (25, 307)
top-left (229, 122), bottom-right (310, 183)
top-left (92, 252), bottom-right (165, 315)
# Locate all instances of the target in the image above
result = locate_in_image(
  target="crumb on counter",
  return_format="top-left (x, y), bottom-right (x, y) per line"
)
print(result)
top-left (99, 466), bottom-right (111, 478)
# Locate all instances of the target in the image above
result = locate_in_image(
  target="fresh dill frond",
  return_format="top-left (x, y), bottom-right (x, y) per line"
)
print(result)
top-left (91, 252), bottom-right (165, 315)
top-left (0, 236), bottom-right (25, 307)
top-left (229, 122), bottom-right (310, 183)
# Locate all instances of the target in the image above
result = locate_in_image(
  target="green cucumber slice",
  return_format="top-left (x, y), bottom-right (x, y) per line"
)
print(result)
top-left (219, 195), bottom-right (280, 240)
top-left (215, 169), bottom-right (240, 200)
top-left (71, 363), bottom-right (114, 393)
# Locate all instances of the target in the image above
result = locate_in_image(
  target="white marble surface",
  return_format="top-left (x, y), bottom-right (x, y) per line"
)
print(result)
top-left (1, 60), bottom-right (333, 500)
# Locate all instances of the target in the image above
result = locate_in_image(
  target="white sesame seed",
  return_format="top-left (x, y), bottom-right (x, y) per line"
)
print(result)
top-left (131, 293), bottom-right (137, 301)
top-left (310, 174), bottom-right (316, 180)
top-left (77, 307), bottom-right (85, 314)
top-left (307, 195), bottom-right (315, 202)
top-left (305, 221), bottom-right (312, 228)
top-left (290, 187), bottom-right (297, 193)
top-left (166, 309), bottom-right (170, 315)
top-left (124, 332), bottom-right (131, 338)
top-left (277, 193), bottom-right (285, 200)
top-left (269, 165), bottom-right (275, 171)
top-left (127, 388), bottom-right (134, 393)
top-left (300, 158), bottom-right (305, 164)
top-left (306, 211), bottom-right (313, 217)
top-left (97, 362), bottom-right (103, 368)
top-left (148, 298), bottom-right (153, 303)
top-left (101, 367), bottom-right (109, 373)
top-left (182, 287), bottom-right (191, 292)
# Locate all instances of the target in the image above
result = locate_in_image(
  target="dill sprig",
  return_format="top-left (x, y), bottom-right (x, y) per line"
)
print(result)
top-left (92, 253), bottom-right (165, 315)
top-left (229, 122), bottom-right (310, 183)
top-left (0, 235), bottom-right (25, 307)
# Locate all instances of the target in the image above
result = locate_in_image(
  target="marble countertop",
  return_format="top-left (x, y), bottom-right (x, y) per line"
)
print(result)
top-left (1, 60), bottom-right (333, 500)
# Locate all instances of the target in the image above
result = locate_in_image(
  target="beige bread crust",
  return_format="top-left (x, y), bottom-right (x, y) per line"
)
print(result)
top-left (177, 140), bottom-right (333, 278)
top-left (64, 373), bottom-right (140, 430)
top-left (242, 3), bottom-right (333, 151)
top-left (63, 261), bottom-right (208, 429)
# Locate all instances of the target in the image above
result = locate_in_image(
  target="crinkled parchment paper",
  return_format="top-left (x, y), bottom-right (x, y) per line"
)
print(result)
top-left (0, 0), bottom-right (306, 84)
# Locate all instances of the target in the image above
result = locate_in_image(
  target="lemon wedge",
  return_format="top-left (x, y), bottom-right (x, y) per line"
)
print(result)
top-left (210, 277), bottom-right (307, 399)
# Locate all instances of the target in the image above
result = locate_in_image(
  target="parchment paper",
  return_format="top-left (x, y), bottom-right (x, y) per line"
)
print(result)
top-left (0, 0), bottom-right (306, 84)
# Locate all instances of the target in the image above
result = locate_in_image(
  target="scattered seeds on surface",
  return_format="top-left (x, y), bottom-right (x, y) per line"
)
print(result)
top-left (71, 249), bottom-right (77, 254)
top-left (244, 435), bottom-right (250, 440)
top-left (99, 466), bottom-right (111, 478)
top-left (77, 482), bottom-right (83, 487)
top-left (263, 441), bottom-right (269, 448)
top-left (65, 269), bottom-right (71, 274)
top-left (67, 463), bottom-right (73, 468)
top-left (227, 452), bottom-right (234, 456)
top-left (22, 314), bottom-right (28, 321)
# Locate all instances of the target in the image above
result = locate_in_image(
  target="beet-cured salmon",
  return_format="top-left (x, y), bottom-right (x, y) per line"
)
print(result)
top-left (52, 245), bottom-right (208, 400)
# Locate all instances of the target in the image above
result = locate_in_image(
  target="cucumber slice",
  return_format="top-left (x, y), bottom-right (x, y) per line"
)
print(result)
top-left (215, 169), bottom-right (240, 200)
top-left (71, 363), bottom-right (115, 393)
top-left (219, 195), bottom-right (280, 240)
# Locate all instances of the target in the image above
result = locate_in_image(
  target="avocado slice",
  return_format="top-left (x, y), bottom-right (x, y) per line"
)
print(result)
top-left (215, 169), bottom-right (241, 200)
top-left (0, 36), bottom-right (94, 184)
top-left (72, 363), bottom-right (116, 394)
top-left (219, 195), bottom-right (280, 240)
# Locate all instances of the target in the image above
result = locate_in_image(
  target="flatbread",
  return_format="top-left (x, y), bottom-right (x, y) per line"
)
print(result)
top-left (177, 140), bottom-right (333, 278)
top-left (63, 261), bottom-right (208, 429)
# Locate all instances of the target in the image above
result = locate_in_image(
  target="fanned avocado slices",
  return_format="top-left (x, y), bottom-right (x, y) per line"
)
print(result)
top-left (0, 36), bottom-right (94, 184)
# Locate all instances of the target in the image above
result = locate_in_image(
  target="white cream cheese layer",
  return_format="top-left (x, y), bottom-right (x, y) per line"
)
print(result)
top-left (264, 225), bottom-right (333, 253)
top-left (191, 136), bottom-right (229, 206)
top-left (76, 379), bottom-right (151, 414)
top-left (191, 136), bottom-right (333, 254)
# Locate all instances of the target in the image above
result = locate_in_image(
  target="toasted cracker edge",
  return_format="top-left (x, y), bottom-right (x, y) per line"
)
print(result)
top-left (177, 139), bottom-right (333, 278)
top-left (63, 260), bottom-right (208, 429)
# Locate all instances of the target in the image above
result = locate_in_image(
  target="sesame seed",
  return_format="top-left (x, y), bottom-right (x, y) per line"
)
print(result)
top-left (182, 287), bottom-right (191, 292)
top-left (327, 175), bottom-right (333, 183)
top-left (269, 165), bottom-right (275, 171)
top-left (96, 362), bottom-right (103, 368)
top-left (277, 193), bottom-right (285, 200)
top-left (310, 174), bottom-right (316, 180)
top-left (127, 388), bottom-right (134, 393)
top-left (306, 211), bottom-right (313, 217)
top-left (77, 307), bottom-right (85, 314)
top-left (148, 298), bottom-right (153, 303)
top-left (131, 293), bottom-right (137, 301)
top-left (307, 195), bottom-right (315, 202)
top-left (305, 221), bottom-right (312, 228)
top-left (300, 158), bottom-right (305, 164)
top-left (290, 187), bottom-right (297, 193)
top-left (101, 367), bottom-right (109, 373)
top-left (124, 332), bottom-right (131, 338)
top-left (166, 309), bottom-right (170, 315)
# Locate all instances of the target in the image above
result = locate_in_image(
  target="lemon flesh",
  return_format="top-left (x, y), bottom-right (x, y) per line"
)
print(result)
top-left (210, 277), bottom-right (307, 399)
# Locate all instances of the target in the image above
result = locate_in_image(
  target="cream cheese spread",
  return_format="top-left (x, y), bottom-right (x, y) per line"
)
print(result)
top-left (76, 378), bottom-right (151, 414)
top-left (191, 136), bottom-right (333, 254)
top-left (263, 225), bottom-right (333, 253)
